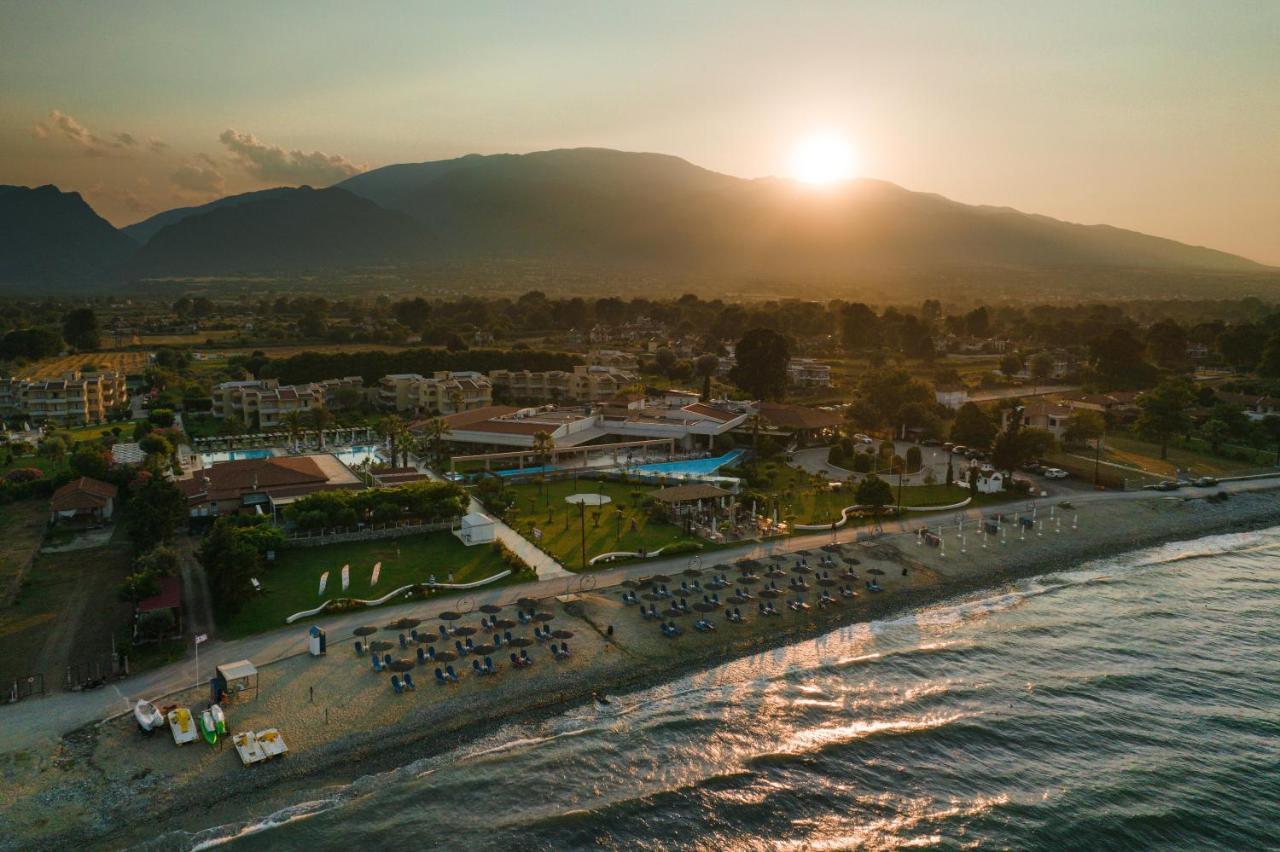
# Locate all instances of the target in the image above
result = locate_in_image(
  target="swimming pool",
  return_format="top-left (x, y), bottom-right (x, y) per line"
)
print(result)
top-left (623, 449), bottom-right (745, 476)
top-left (198, 445), bottom-right (384, 467)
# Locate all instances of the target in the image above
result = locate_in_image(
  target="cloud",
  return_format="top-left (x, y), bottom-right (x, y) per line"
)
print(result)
top-left (115, 131), bottom-right (138, 147)
top-left (31, 109), bottom-right (143, 157)
top-left (170, 159), bottom-right (226, 198)
top-left (218, 129), bottom-right (365, 185)
top-left (147, 137), bottom-right (169, 154)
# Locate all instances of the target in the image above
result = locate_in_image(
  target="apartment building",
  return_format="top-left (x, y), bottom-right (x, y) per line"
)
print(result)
top-left (210, 376), bottom-right (364, 428)
top-left (377, 372), bottom-right (492, 416)
top-left (787, 358), bottom-right (833, 388)
top-left (488, 365), bottom-right (637, 404)
top-left (0, 371), bottom-right (128, 427)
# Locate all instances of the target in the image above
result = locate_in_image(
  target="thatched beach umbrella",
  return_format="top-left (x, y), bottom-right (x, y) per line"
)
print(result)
top-left (792, 564), bottom-right (813, 574)
top-left (517, 597), bottom-right (539, 608)
top-left (495, 618), bottom-right (517, 630)
top-left (453, 625), bottom-right (478, 637)
top-left (843, 556), bottom-right (861, 565)
top-left (641, 592), bottom-right (661, 601)
top-left (388, 659), bottom-right (414, 672)
top-left (797, 550), bottom-right (812, 556)
top-left (368, 640), bottom-right (394, 652)
top-left (416, 633), bottom-right (437, 644)
top-left (353, 626), bottom-right (378, 637)
top-left (508, 636), bottom-right (532, 648)
top-left (727, 594), bottom-right (747, 605)
top-left (439, 610), bottom-right (462, 621)
top-left (693, 601), bottom-right (718, 613)
top-left (551, 629), bottom-right (573, 640)
top-left (621, 579), bottom-right (639, 589)
top-left (705, 579), bottom-right (728, 590)
top-left (867, 567), bottom-right (886, 575)
top-left (532, 612), bottom-right (554, 623)
top-left (759, 588), bottom-right (781, 599)
top-left (479, 604), bottom-right (502, 614)
top-left (840, 571), bottom-right (858, 581)
top-left (471, 642), bottom-right (496, 655)
top-left (650, 574), bottom-right (671, 583)
top-left (682, 568), bottom-right (701, 577)
top-left (737, 574), bottom-right (761, 584)
top-left (767, 568), bottom-right (787, 578)
top-left (433, 650), bottom-right (457, 662)
top-left (817, 578), bottom-right (837, 587)
top-left (663, 606), bottom-right (683, 618)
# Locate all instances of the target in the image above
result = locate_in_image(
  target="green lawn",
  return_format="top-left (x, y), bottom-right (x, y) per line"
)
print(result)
top-left (1101, 433), bottom-right (1273, 478)
top-left (494, 478), bottom-right (709, 571)
top-left (220, 531), bottom-right (519, 639)
top-left (732, 462), bottom-right (979, 525)
top-left (61, 419), bottom-right (143, 443)
top-left (0, 451), bottom-right (66, 478)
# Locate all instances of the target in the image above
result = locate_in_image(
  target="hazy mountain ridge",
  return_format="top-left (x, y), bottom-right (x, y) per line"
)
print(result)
top-left (0, 148), bottom-right (1270, 289)
top-left (0, 184), bottom-right (138, 284)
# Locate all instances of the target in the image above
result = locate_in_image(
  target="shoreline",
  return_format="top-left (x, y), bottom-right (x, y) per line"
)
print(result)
top-left (3, 488), bottom-right (1278, 849)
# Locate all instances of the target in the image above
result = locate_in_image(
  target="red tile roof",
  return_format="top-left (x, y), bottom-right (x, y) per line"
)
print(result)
top-left (50, 477), bottom-right (117, 512)
top-left (138, 575), bottom-right (181, 613)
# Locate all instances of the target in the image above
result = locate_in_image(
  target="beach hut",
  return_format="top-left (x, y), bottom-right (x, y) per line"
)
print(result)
top-left (453, 511), bottom-right (497, 546)
top-left (215, 659), bottom-right (260, 702)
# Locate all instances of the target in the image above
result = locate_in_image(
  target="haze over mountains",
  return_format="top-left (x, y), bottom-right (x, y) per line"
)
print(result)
top-left (1, 148), bottom-right (1271, 294)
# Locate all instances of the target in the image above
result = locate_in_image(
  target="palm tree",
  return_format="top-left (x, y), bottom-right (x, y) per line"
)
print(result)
top-left (449, 388), bottom-right (465, 415)
top-left (532, 430), bottom-right (555, 506)
top-left (308, 406), bottom-right (333, 450)
top-left (377, 414), bottom-right (408, 468)
top-left (281, 410), bottom-right (305, 452)
top-left (424, 416), bottom-right (447, 468)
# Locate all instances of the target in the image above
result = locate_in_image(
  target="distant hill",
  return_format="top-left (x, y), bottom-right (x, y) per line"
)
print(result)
top-left (338, 148), bottom-right (1267, 274)
top-left (0, 185), bottom-right (137, 284)
top-left (121, 187), bottom-right (296, 243)
top-left (125, 186), bottom-right (427, 277)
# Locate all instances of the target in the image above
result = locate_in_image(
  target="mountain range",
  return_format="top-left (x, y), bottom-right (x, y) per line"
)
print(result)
top-left (0, 148), bottom-right (1271, 292)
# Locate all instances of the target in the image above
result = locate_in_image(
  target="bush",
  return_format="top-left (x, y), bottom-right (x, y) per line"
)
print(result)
top-left (5, 467), bottom-right (43, 484)
top-left (660, 541), bottom-right (702, 556)
top-left (283, 480), bottom-right (467, 530)
top-left (851, 453), bottom-right (872, 473)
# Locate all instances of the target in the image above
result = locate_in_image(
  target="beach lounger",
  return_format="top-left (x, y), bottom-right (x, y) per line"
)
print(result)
top-left (518, 612), bottom-right (530, 624)
top-left (390, 675), bottom-right (403, 693)
top-left (372, 655), bottom-right (383, 672)
top-left (354, 641), bottom-right (364, 656)
top-left (403, 673), bottom-right (416, 690)
top-left (399, 633), bottom-right (407, 648)
top-left (428, 646), bottom-right (436, 661)
top-left (520, 649), bottom-right (532, 666)
top-left (417, 647), bottom-right (427, 665)
top-left (465, 638), bottom-right (475, 653)
top-left (473, 659), bottom-right (484, 674)
top-left (384, 653), bottom-right (393, 667)
top-left (484, 656), bottom-right (495, 674)
top-left (411, 629), bottom-right (419, 642)
top-left (456, 640), bottom-right (468, 656)
top-left (435, 668), bottom-right (447, 686)
top-left (504, 631), bottom-right (514, 643)
top-left (446, 665), bottom-right (459, 682)
top-left (511, 652), bottom-right (521, 667)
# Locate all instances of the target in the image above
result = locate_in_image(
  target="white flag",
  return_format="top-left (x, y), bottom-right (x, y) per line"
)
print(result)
top-left (341, 564), bottom-right (350, 592)
top-left (318, 571), bottom-right (329, 596)
top-left (371, 562), bottom-right (382, 586)
top-left (194, 634), bottom-right (208, 645)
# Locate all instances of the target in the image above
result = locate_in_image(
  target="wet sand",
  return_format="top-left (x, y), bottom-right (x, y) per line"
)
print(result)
top-left (1, 488), bottom-right (1276, 849)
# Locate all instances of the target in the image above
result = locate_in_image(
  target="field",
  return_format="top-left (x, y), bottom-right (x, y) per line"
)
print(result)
top-left (17, 351), bottom-right (152, 379)
top-left (194, 342), bottom-right (421, 359)
top-left (221, 531), bottom-right (518, 639)
top-left (1047, 433), bottom-right (1274, 487)
top-left (0, 540), bottom-right (135, 688)
top-left (496, 478), bottom-right (710, 570)
top-left (0, 501), bottom-right (48, 606)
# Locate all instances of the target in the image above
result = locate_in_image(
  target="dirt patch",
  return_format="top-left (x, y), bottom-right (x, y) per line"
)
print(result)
top-left (0, 501), bottom-right (48, 606)
top-left (0, 544), bottom-right (134, 689)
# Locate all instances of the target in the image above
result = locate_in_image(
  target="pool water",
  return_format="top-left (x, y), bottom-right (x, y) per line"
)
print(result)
top-left (623, 449), bottom-right (745, 476)
top-left (198, 445), bottom-right (384, 467)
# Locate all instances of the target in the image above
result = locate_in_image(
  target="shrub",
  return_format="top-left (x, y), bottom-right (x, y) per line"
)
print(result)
top-left (660, 541), bottom-right (702, 556)
top-left (5, 467), bottom-right (43, 484)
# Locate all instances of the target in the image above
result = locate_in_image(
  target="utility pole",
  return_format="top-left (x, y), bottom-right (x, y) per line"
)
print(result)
top-left (1093, 428), bottom-right (1104, 488)
top-left (579, 500), bottom-right (587, 570)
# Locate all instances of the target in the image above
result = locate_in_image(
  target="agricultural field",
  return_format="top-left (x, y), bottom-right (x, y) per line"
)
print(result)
top-left (17, 351), bottom-right (152, 379)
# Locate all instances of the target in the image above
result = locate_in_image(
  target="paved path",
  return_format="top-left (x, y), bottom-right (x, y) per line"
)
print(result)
top-left (3, 473), bottom-right (1274, 753)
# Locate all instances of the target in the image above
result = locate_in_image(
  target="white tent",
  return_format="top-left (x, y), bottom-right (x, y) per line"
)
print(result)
top-left (453, 512), bottom-right (497, 546)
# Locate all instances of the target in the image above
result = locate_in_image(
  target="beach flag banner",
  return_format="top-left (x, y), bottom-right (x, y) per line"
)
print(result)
top-left (318, 571), bottom-right (329, 597)
top-left (371, 561), bottom-right (382, 586)
top-left (341, 564), bottom-right (350, 592)
top-left (533, 528), bottom-right (543, 541)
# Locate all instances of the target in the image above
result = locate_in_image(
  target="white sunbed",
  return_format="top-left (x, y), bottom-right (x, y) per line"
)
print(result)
top-left (256, 728), bottom-right (289, 759)
top-left (233, 731), bottom-right (268, 766)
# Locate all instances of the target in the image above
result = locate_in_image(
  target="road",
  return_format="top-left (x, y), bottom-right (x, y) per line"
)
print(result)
top-left (1, 474), bottom-right (1275, 752)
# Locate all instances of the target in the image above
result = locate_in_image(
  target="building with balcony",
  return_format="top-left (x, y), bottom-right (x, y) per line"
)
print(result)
top-left (488, 364), bottom-right (637, 404)
top-left (210, 376), bottom-right (364, 428)
top-left (0, 371), bottom-right (128, 427)
top-left (377, 372), bottom-right (492, 416)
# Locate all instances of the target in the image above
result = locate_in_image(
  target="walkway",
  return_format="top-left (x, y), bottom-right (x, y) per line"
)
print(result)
top-left (3, 473), bottom-right (1274, 754)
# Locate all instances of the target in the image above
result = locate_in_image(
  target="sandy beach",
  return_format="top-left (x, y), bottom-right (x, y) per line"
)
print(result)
top-left (1, 486), bottom-right (1276, 849)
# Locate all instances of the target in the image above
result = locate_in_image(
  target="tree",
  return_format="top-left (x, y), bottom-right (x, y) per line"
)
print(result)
top-left (62, 308), bottom-right (101, 351)
top-left (282, 410), bottom-right (306, 451)
top-left (855, 474), bottom-right (893, 513)
top-left (694, 353), bottom-right (719, 401)
top-left (905, 446), bottom-right (922, 473)
top-left (950, 402), bottom-right (996, 450)
top-left (391, 297), bottom-right (431, 332)
top-left (134, 544), bottom-right (180, 577)
top-left (1217, 324), bottom-right (1264, 372)
top-left (69, 446), bottom-right (109, 480)
top-left (856, 369), bottom-right (932, 431)
top-left (729, 328), bottom-right (790, 400)
top-left (964, 306), bottom-right (990, 337)
top-left (991, 427), bottom-right (1055, 476)
top-left (1029, 352), bottom-right (1056, 391)
top-left (1201, 419), bottom-right (1231, 454)
top-left (999, 352), bottom-right (1023, 376)
top-left (840, 303), bottom-right (880, 352)
top-left (654, 347), bottom-right (677, 375)
top-left (1259, 415), bottom-right (1280, 465)
top-left (1063, 409), bottom-right (1105, 449)
top-left (38, 435), bottom-right (67, 462)
top-left (308, 406), bottom-right (334, 450)
top-left (199, 518), bottom-right (283, 618)
top-left (1146, 319), bottom-right (1188, 367)
top-left (118, 571), bottom-right (160, 606)
top-left (1092, 328), bottom-right (1156, 389)
top-left (1135, 377), bottom-right (1195, 459)
top-left (125, 475), bottom-right (186, 549)
top-left (1257, 332), bottom-right (1280, 379)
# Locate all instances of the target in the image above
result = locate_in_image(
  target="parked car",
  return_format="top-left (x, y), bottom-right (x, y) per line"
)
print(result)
top-left (1022, 461), bottom-right (1044, 474)
top-left (942, 442), bottom-right (955, 452)
top-left (1144, 480), bottom-right (1181, 491)
top-left (853, 434), bottom-right (874, 445)
top-left (921, 438), bottom-right (942, 447)
top-left (1194, 476), bottom-right (1219, 487)
top-left (951, 445), bottom-right (968, 456)
top-left (1042, 468), bottom-right (1069, 479)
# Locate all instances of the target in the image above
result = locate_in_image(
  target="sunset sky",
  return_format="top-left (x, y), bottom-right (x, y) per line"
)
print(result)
top-left (2, 0), bottom-right (1277, 264)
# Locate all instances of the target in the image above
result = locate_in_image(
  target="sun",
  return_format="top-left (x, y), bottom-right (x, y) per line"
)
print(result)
top-left (789, 133), bottom-right (858, 185)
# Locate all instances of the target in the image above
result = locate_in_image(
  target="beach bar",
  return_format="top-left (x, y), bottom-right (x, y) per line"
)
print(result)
top-left (214, 659), bottom-right (260, 702)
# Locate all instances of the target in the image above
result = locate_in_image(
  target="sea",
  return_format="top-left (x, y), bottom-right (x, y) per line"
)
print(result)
top-left (166, 525), bottom-right (1280, 850)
